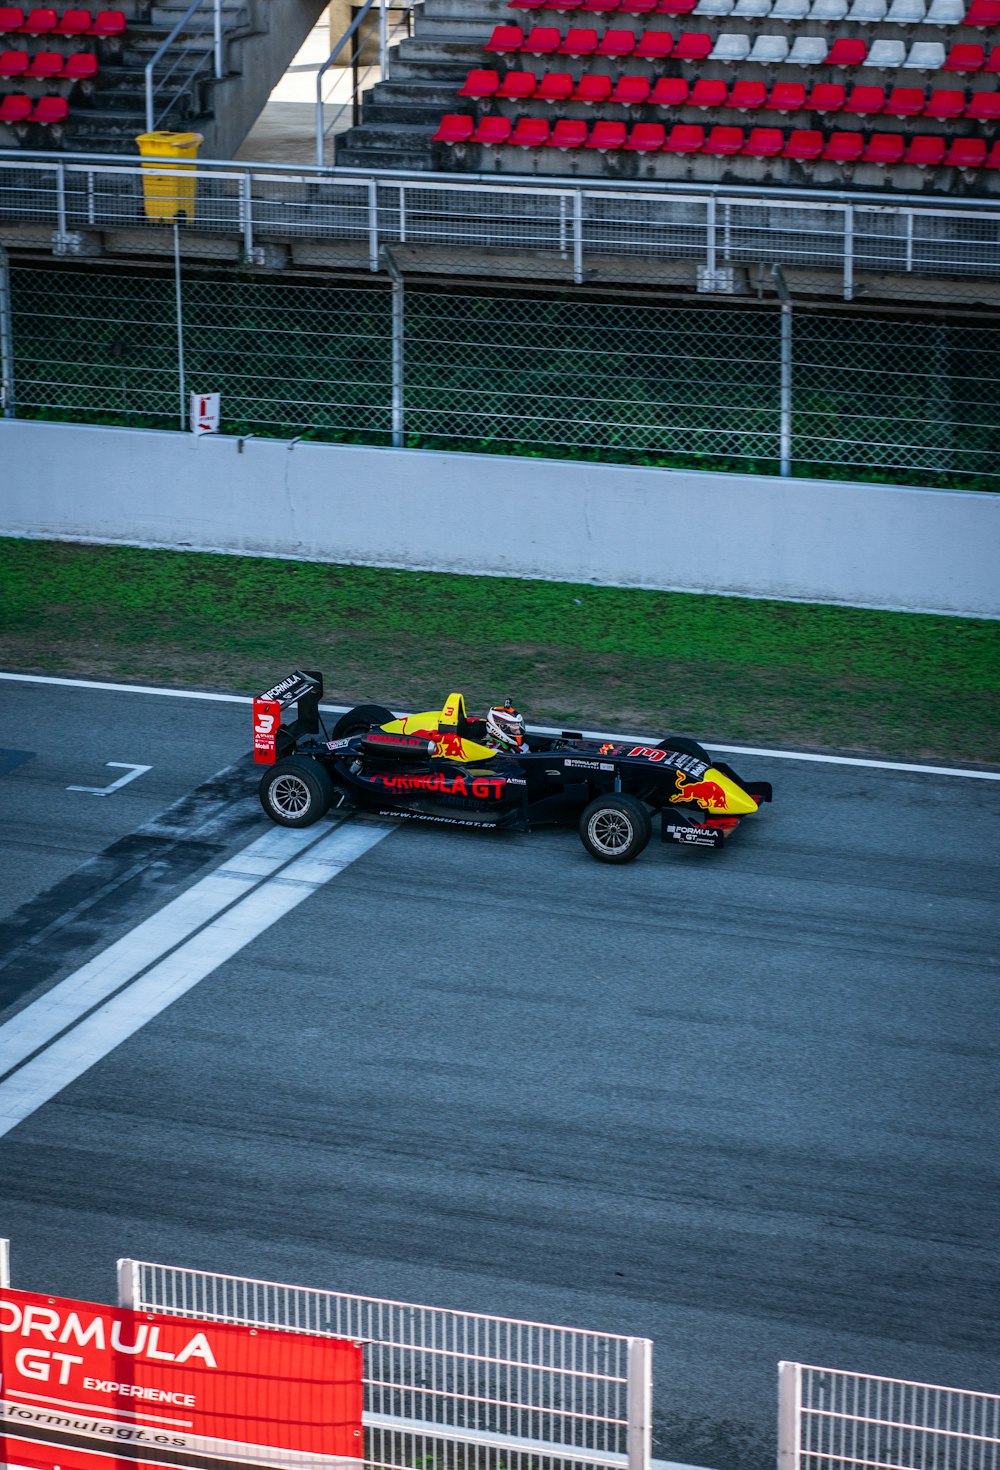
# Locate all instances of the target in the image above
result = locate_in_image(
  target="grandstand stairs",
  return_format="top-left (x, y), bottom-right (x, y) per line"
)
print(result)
top-left (0, 0), bottom-right (328, 156)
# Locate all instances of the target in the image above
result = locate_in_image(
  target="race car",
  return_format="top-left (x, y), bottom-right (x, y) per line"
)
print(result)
top-left (252, 671), bottom-right (772, 863)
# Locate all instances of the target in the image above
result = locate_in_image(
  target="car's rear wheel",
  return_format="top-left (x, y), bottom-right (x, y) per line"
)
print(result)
top-left (259, 756), bottom-right (335, 828)
top-left (579, 794), bottom-right (652, 864)
top-left (331, 703), bottom-right (396, 739)
top-left (657, 735), bottom-right (711, 764)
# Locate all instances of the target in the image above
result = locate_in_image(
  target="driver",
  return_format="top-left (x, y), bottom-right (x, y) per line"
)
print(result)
top-left (482, 701), bottom-right (529, 754)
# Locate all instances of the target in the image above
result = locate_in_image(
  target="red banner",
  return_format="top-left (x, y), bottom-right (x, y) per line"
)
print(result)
top-left (0, 1288), bottom-right (364, 1470)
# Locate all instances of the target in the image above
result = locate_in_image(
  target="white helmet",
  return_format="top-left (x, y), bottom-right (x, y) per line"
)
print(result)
top-left (484, 702), bottom-right (526, 753)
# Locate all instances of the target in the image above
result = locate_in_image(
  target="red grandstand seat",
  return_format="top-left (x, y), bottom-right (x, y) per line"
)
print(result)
top-left (510, 0), bottom-right (549, 12)
top-left (587, 118), bottom-right (627, 146)
top-left (89, 8), bottom-right (125, 34)
top-left (433, 113), bottom-right (474, 141)
top-left (53, 7), bottom-right (91, 32)
top-left (574, 70), bottom-right (613, 98)
top-left (650, 75), bottom-right (688, 102)
top-left (22, 6), bottom-right (56, 32)
top-left (0, 8), bottom-right (24, 33)
top-left (688, 77), bottom-right (727, 105)
top-left (542, 0), bottom-right (582, 10)
top-left (964, 0), bottom-right (1000, 15)
top-left (557, 24), bottom-right (598, 49)
top-left (581, 0), bottom-right (619, 12)
top-left (883, 85), bottom-right (925, 114)
top-left (525, 24), bottom-right (563, 49)
top-left (943, 43), bottom-right (984, 70)
top-left (664, 121), bottom-right (705, 149)
top-left (742, 125), bottom-right (785, 154)
top-left (31, 93), bottom-right (67, 120)
top-left (843, 84), bottom-right (885, 112)
top-left (625, 120), bottom-right (667, 146)
top-left (783, 127), bottom-right (823, 156)
top-left (703, 123), bottom-right (744, 152)
top-left (823, 129), bottom-right (864, 159)
top-left (536, 69), bottom-right (574, 97)
top-left (62, 50), bottom-right (96, 78)
top-left (826, 37), bottom-right (867, 64)
top-left (0, 46), bottom-right (27, 73)
top-left (548, 116), bottom-right (589, 144)
top-left (806, 82), bottom-right (846, 110)
top-left (634, 28), bottom-right (674, 55)
top-left (497, 68), bottom-right (538, 96)
top-left (471, 114), bottom-right (513, 143)
top-left (986, 45), bottom-right (1000, 71)
top-left (0, 89), bottom-right (30, 118)
top-left (924, 86), bottom-right (966, 115)
top-left (986, 139), bottom-right (1000, 166)
top-left (767, 82), bottom-right (807, 111)
top-left (863, 131), bottom-right (904, 161)
top-left (904, 132), bottom-right (946, 163)
top-left (945, 135), bottom-right (986, 164)
top-left (672, 29), bottom-right (711, 57)
top-left (458, 68), bottom-right (500, 96)
top-left (611, 73), bottom-right (651, 101)
top-left (620, 0), bottom-right (659, 12)
top-left (966, 90), bottom-right (1000, 118)
top-left (510, 115), bottom-right (551, 142)
top-left (27, 48), bottom-right (62, 75)
top-left (658, 0), bottom-right (696, 11)
top-left (596, 27), bottom-right (637, 52)
top-left (729, 79), bottom-right (767, 108)
top-left (484, 24), bottom-right (524, 49)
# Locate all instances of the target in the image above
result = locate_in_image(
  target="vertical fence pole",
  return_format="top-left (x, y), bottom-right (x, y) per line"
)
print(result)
top-left (55, 160), bottom-right (68, 250)
top-left (627, 1338), bottom-right (652, 1470)
top-left (778, 1362), bottom-right (802, 1470)
top-left (381, 246), bottom-right (404, 447)
top-left (772, 263), bottom-right (792, 477)
top-left (117, 1258), bottom-right (139, 1309)
top-left (843, 205), bottom-right (854, 302)
top-left (214, 0), bottom-right (223, 78)
top-left (369, 178), bottom-right (379, 272)
top-left (706, 194), bottom-right (717, 276)
top-left (0, 1237), bottom-right (10, 1288)
top-left (379, 0), bottom-right (388, 81)
top-left (241, 170), bottom-right (254, 259)
top-left (573, 190), bottom-right (583, 285)
top-left (173, 220), bottom-right (186, 430)
top-left (0, 244), bottom-right (14, 419)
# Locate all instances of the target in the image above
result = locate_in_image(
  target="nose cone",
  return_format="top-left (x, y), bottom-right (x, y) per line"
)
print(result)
top-left (706, 768), bottom-right (758, 815)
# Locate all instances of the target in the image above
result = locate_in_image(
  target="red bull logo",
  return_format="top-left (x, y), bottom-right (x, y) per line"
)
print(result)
top-left (669, 772), bottom-right (729, 811)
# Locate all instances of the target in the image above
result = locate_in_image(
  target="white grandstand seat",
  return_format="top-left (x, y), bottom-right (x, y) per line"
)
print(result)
top-left (711, 28), bottom-right (751, 56)
top-left (922, 0), bottom-right (962, 18)
top-left (903, 38), bottom-right (944, 64)
top-left (732, 0), bottom-right (772, 14)
top-left (886, 0), bottom-right (925, 19)
top-left (867, 37), bottom-right (907, 63)
top-left (847, 0), bottom-right (886, 16)
top-left (694, 0), bottom-right (735, 13)
top-left (747, 30), bottom-right (789, 57)
top-left (770, 0), bottom-right (809, 16)
top-left (809, 0), bottom-right (848, 18)
top-left (787, 33), bottom-right (829, 60)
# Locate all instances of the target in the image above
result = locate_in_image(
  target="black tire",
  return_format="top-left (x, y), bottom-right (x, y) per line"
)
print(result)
top-left (331, 703), bottom-right (395, 739)
top-left (259, 756), bottom-right (335, 828)
top-left (657, 735), bottom-right (712, 764)
top-left (579, 794), bottom-right (652, 864)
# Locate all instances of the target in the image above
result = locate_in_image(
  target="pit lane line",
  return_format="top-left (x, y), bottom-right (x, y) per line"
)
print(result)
top-left (0, 816), bottom-right (394, 1138)
top-left (2, 671), bottom-right (998, 782)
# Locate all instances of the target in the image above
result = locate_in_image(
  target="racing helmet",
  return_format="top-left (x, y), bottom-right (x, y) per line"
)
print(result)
top-left (484, 701), bottom-right (526, 753)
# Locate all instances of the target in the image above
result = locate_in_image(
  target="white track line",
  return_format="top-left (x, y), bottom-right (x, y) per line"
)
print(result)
top-left (2, 670), bottom-right (997, 781)
top-left (0, 819), bottom-right (393, 1138)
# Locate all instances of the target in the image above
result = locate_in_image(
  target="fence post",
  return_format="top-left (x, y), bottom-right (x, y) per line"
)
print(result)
top-left (214, 0), bottom-right (223, 78)
top-left (369, 178), bottom-right (380, 272)
top-left (117, 1258), bottom-right (139, 1309)
top-left (0, 244), bottom-right (14, 419)
top-left (843, 205), bottom-right (854, 302)
top-left (772, 263), bottom-right (792, 477)
top-left (0, 1237), bottom-right (9, 1288)
top-left (706, 194), bottom-right (717, 276)
top-left (173, 220), bottom-right (186, 430)
top-left (573, 190), bottom-right (583, 284)
top-left (626, 1337), bottom-right (652, 1470)
top-left (381, 245), bottom-right (404, 448)
top-left (241, 170), bottom-right (254, 259)
top-left (777, 1362), bottom-right (802, 1470)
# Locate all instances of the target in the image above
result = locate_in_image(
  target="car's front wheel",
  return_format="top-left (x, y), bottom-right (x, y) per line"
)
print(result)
top-left (259, 756), bottom-right (335, 828)
top-left (579, 794), bottom-right (652, 864)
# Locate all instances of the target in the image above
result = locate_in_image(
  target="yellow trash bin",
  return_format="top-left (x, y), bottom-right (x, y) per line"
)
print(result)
top-left (135, 131), bottom-right (203, 222)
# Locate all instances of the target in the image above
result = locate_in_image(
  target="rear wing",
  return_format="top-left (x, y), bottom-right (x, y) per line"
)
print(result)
top-left (253, 670), bottom-right (324, 764)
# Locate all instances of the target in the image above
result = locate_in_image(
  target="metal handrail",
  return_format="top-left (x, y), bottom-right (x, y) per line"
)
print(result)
top-left (315, 0), bottom-right (419, 168)
top-left (144, 0), bottom-right (224, 133)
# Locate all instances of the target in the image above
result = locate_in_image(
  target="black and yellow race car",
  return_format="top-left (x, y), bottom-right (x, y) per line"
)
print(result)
top-left (252, 671), bottom-right (772, 864)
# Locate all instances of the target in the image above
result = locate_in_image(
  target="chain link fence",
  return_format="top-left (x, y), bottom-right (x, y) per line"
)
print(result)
top-left (4, 259), bottom-right (999, 489)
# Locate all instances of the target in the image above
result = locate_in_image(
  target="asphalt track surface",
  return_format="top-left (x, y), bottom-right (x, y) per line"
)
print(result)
top-left (1, 677), bottom-right (999, 1470)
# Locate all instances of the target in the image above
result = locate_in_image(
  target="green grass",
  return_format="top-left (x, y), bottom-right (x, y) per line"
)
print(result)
top-left (2, 537), bottom-right (998, 764)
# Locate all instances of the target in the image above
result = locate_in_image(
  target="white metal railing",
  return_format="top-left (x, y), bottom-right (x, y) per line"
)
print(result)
top-left (779, 1363), bottom-right (1000, 1470)
top-left (144, 0), bottom-right (225, 133)
top-left (120, 1259), bottom-right (652, 1470)
top-left (1, 150), bottom-right (998, 300)
top-left (315, 0), bottom-right (421, 168)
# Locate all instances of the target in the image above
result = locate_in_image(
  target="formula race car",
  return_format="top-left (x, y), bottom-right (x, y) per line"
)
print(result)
top-left (252, 672), bottom-right (772, 863)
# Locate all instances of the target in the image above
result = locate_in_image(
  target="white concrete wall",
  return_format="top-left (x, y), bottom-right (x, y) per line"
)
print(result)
top-left (3, 419), bottom-right (998, 617)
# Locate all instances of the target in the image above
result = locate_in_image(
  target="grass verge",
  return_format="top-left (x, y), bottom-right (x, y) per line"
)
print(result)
top-left (1, 538), bottom-right (997, 764)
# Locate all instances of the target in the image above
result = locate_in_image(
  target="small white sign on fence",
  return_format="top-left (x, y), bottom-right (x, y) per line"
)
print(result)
top-left (190, 391), bottom-right (220, 435)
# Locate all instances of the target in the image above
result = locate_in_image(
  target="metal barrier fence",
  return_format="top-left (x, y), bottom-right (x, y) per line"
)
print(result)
top-left (1, 151), bottom-right (999, 305)
top-left (778, 1363), bottom-right (1000, 1470)
top-left (3, 258), bottom-right (998, 489)
top-left (120, 1258), bottom-right (652, 1470)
